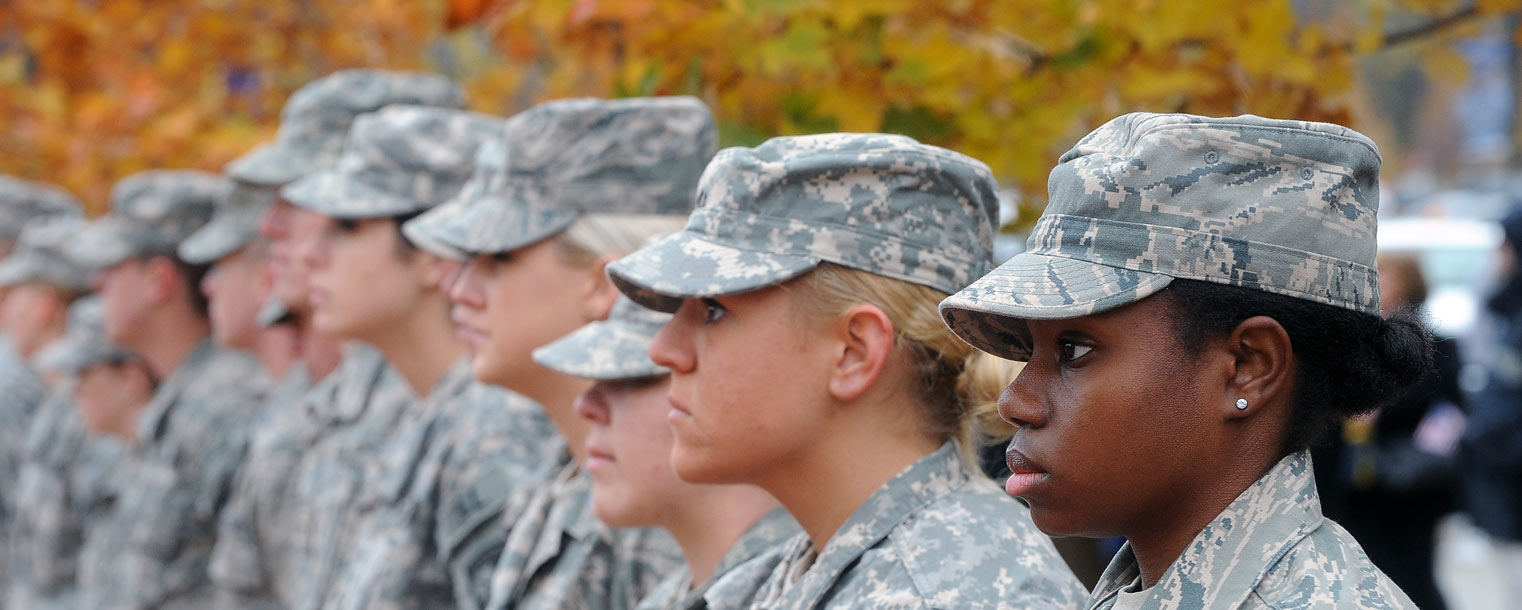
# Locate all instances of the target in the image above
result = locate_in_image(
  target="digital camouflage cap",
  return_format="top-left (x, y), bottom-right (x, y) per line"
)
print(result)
top-left (402, 96), bottom-right (716, 258)
top-left (281, 105), bottom-right (504, 219)
top-left (0, 176), bottom-right (81, 240)
top-left (33, 295), bottom-right (134, 374)
top-left (71, 170), bottom-right (227, 269)
top-left (606, 133), bottom-right (1001, 313)
top-left (532, 295), bottom-right (672, 381)
top-left (0, 215), bottom-right (94, 292)
top-left (939, 112), bottom-right (1383, 361)
top-left (225, 70), bottom-right (467, 186)
top-left (179, 181), bottom-right (276, 265)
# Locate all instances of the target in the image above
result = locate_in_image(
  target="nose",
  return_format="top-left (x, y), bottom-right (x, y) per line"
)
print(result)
top-left (259, 199), bottom-right (292, 241)
top-left (998, 361), bottom-right (1048, 430)
top-left (201, 263), bottom-right (221, 299)
top-left (447, 258), bottom-right (486, 308)
top-left (649, 300), bottom-right (697, 374)
top-left (572, 384), bottom-right (612, 425)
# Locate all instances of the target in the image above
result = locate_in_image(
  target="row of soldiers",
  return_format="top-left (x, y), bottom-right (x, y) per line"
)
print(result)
top-left (0, 67), bottom-right (1421, 610)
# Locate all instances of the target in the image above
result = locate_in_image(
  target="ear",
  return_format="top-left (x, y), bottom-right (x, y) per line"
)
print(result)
top-left (146, 256), bottom-right (182, 305)
top-left (826, 303), bottom-right (896, 403)
top-left (1223, 315), bottom-right (1294, 421)
top-left (579, 255), bottom-right (621, 322)
top-left (415, 252), bottom-right (458, 292)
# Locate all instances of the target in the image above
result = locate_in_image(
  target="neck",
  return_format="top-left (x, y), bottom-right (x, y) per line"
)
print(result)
top-left (295, 312), bottom-right (343, 381)
top-left (132, 310), bottom-right (210, 381)
top-left (365, 300), bottom-right (464, 397)
top-left (514, 362), bottom-right (593, 463)
top-left (661, 486), bottom-right (779, 586)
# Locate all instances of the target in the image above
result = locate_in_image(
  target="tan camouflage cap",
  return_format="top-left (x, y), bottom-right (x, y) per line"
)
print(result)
top-left (280, 105), bottom-right (505, 219)
top-left (226, 70), bottom-right (467, 186)
top-left (178, 180), bottom-right (276, 264)
top-left (71, 170), bottom-right (227, 269)
top-left (939, 112), bottom-right (1383, 361)
top-left (532, 295), bottom-right (672, 380)
top-left (0, 216), bottom-right (93, 292)
top-left (606, 133), bottom-right (1001, 313)
top-left (0, 176), bottom-right (82, 240)
top-left (33, 295), bottom-right (135, 374)
top-left (403, 96), bottom-right (717, 258)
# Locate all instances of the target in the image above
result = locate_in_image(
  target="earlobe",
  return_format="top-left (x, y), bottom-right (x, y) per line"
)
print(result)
top-left (827, 304), bottom-right (896, 403)
top-left (1224, 316), bottom-right (1294, 420)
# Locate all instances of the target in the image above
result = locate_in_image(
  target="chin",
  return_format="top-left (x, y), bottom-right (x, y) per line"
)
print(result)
top-left (671, 444), bottom-right (746, 486)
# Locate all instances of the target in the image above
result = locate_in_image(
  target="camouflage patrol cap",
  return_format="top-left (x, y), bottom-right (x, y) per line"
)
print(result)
top-left (0, 176), bottom-right (81, 240)
top-left (281, 105), bottom-right (505, 219)
top-left (939, 112), bottom-right (1383, 361)
top-left (606, 133), bottom-right (1001, 313)
top-left (0, 216), bottom-right (93, 292)
top-left (403, 96), bottom-right (716, 258)
top-left (178, 181), bottom-right (276, 264)
top-left (226, 70), bottom-right (467, 186)
top-left (255, 296), bottom-right (293, 328)
top-left (33, 296), bottom-right (135, 374)
top-left (532, 296), bottom-right (671, 380)
top-left (71, 170), bottom-right (227, 269)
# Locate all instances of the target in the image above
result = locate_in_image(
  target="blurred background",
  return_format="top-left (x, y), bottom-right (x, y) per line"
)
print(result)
top-left (4, 1), bottom-right (1522, 608)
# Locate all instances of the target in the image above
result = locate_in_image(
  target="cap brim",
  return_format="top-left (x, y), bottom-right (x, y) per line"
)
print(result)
top-left (531, 319), bottom-right (667, 381)
top-left (0, 258), bottom-right (37, 287)
top-left (178, 211), bottom-right (261, 265)
top-left (606, 232), bottom-right (821, 313)
top-left (256, 297), bottom-right (293, 328)
top-left (938, 252), bottom-right (1174, 360)
top-left (225, 142), bottom-right (315, 187)
top-left (71, 218), bottom-right (142, 269)
top-left (405, 195), bottom-right (577, 259)
top-left (280, 171), bottom-right (420, 219)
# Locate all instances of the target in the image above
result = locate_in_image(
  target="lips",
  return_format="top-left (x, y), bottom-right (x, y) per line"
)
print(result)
top-left (1004, 445), bottom-right (1049, 497)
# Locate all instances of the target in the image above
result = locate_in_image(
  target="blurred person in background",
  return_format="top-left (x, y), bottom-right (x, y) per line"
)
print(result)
top-left (0, 176), bottom-right (81, 303)
top-left (1314, 253), bottom-right (1464, 610)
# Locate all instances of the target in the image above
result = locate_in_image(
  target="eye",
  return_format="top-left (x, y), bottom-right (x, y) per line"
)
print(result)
top-left (334, 218), bottom-right (361, 233)
top-left (701, 298), bottom-right (727, 323)
top-left (1058, 340), bottom-right (1092, 363)
top-left (490, 251), bottom-right (514, 265)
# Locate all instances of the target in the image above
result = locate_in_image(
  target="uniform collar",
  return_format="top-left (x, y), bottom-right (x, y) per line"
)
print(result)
top-left (1089, 450), bottom-right (1324, 610)
top-left (135, 338), bottom-right (217, 444)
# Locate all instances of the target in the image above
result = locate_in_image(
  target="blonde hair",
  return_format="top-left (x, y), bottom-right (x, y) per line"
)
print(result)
top-left (553, 213), bottom-right (689, 266)
top-left (795, 263), bottom-right (1020, 468)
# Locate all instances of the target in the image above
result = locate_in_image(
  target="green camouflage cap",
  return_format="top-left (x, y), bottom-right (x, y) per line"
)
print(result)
top-left (403, 96), bottom-right (716, 258)
top-left (226, 70), bottom-right (467, 186)
top-left (0, 176), bottom-right (82, 240)
top-left (532, 295), bottom-right (671, 380)
top-left (178, 180), bottom-right (276, 264)
top-left (606, 133), bottom-right (1001, 313)
top-left (0, 215), bottom-right (93, 292)
top-left (939, 112), bottom-right (1383, 361)
top-left (71, 170), bottom-right (227, 269)
top-left (33, 295), bottom-right (135, 374)
top-left (281, 105), bottom-right (505, 219)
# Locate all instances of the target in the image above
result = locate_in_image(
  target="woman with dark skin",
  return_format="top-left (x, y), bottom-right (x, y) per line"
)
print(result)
top-left (940, 112), bottom-right (1428, 609)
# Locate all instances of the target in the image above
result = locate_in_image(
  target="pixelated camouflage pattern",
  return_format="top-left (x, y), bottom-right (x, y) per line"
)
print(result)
top-left (208, 367), bottom-right (316, 610)
top-left (255, 297), bottom-right (292, 329)
top-left (940, 112), bottom-right (1383, 361)
top-left (635, 507), bottom-right (799, 610)
top-left (76, 339), bottom-right (268, 610)
top-left (607, 133), bottom-right (1000, 313)
top-left (0, 336), bottom-right (50, 589)
top-left (1087, 451), bottom-right (1416, 610)
top-left (0, 176), bottom-right (81, 240)
top-left (319, 359), bottom-right (564, 610)
top-left (71, 170), bottom-right (228, 269)
top-left (403, 96), bottom-right (715, 257)
top-left (32, 296), bottom-right (134, 375)
top-left (226, 70), bottom-right (466, 186)
top-left (532, 295), bottom-right (672, 381)
top-left (0, 216), bottom-right (94, 292)
top-left (485, 462), bottom-right (682, 610)
top-left (180, 181), bottom-right (278, 264)
top-left (707, 443), bottom-right (1085, 610)
top-left (281, 106), bottom-right (504, 219)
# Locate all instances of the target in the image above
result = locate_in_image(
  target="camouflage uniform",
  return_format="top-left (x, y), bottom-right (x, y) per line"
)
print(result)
top-left (607, 133), bottom-right (1087, 609)
top-left (70, 170), bottom-right (270, 610)
top-left (402, 96), bottom-right (720, 610)
top-left (0, 175), bottom-right (81, 247)
top-left (937, 113), bottom-right (1416, 609)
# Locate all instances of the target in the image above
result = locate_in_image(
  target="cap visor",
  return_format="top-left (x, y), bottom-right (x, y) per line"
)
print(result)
top-left (606, 232), bottom-right (821, 313)
top-left (939, 252), bottom-right (1174, 360)
top-left (532, 319), bottom-right (667, 381)
top-left (281, 171), bottom-right (420, 219)
top-left (179, 213), bottom-right (259, 265)
top-left (256, 298), bottom-right (293, 328)
top-left (0, 259), bottom-right (36, 287)
top-left (70, 219), bottom-right (140, 269)
top-left (225, 143), bottom-right (313, 186)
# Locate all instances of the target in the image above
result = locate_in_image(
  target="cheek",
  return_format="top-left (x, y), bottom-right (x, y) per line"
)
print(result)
top-left (482, 267), bottom-right (587, 364)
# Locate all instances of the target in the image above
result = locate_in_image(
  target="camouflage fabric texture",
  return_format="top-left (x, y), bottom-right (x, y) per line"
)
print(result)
top-left (939, 112), bottom-right (1384, 361)
top-left (634, 507), bottom-right (799, 610)
top-left (281, 105), bottom-right (504, 219)
top-left (532, 295), bottom-right (672, 381)
top-left (1088, 451), bottom-right (1416, 610)
top-left (606, 133), bottom-right (1001, 313)
top-left (0, 176), bottom-right (81, 240)
top-left (0, 337), bottom-right (51, 589)
top-left (319, 359), bottom-right (564, 610)
top-left (485, 462), bottom-right (682, 610)
top-left (0, 216), bottom-right (94, 293)
top-left (708, 443), bottom-right (1086, 610)
top-left (180, 181), bottom-right (278, 265)
top-left (225, 70), bottom-right (466, 186)
top-left (76, 339), bottom-right (268, 610)
top-left (71, 170), bottom-right (228, 269)
top-left (403, 96), bottom-right (716, 257)
top-left (32, 296), bottom-right (134, 375)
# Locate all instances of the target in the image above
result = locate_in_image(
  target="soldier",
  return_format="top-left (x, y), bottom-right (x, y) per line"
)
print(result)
top-left (0, 176), bottom-right (81, 302)
top-left (606, 133), bottom-right (1087, 609)
top-left (275, 104), bottom-right (560, 610)
top-left (70, 169), bottom-right (269, 610)
top-left (203, 69), bottom-right (469, 610)
top-left (403, 96), bottom-right (717, 610)
top-left (938, 113), bottom-right (1425, 609)
top-left (533, 295), bottom-right (801, 610)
